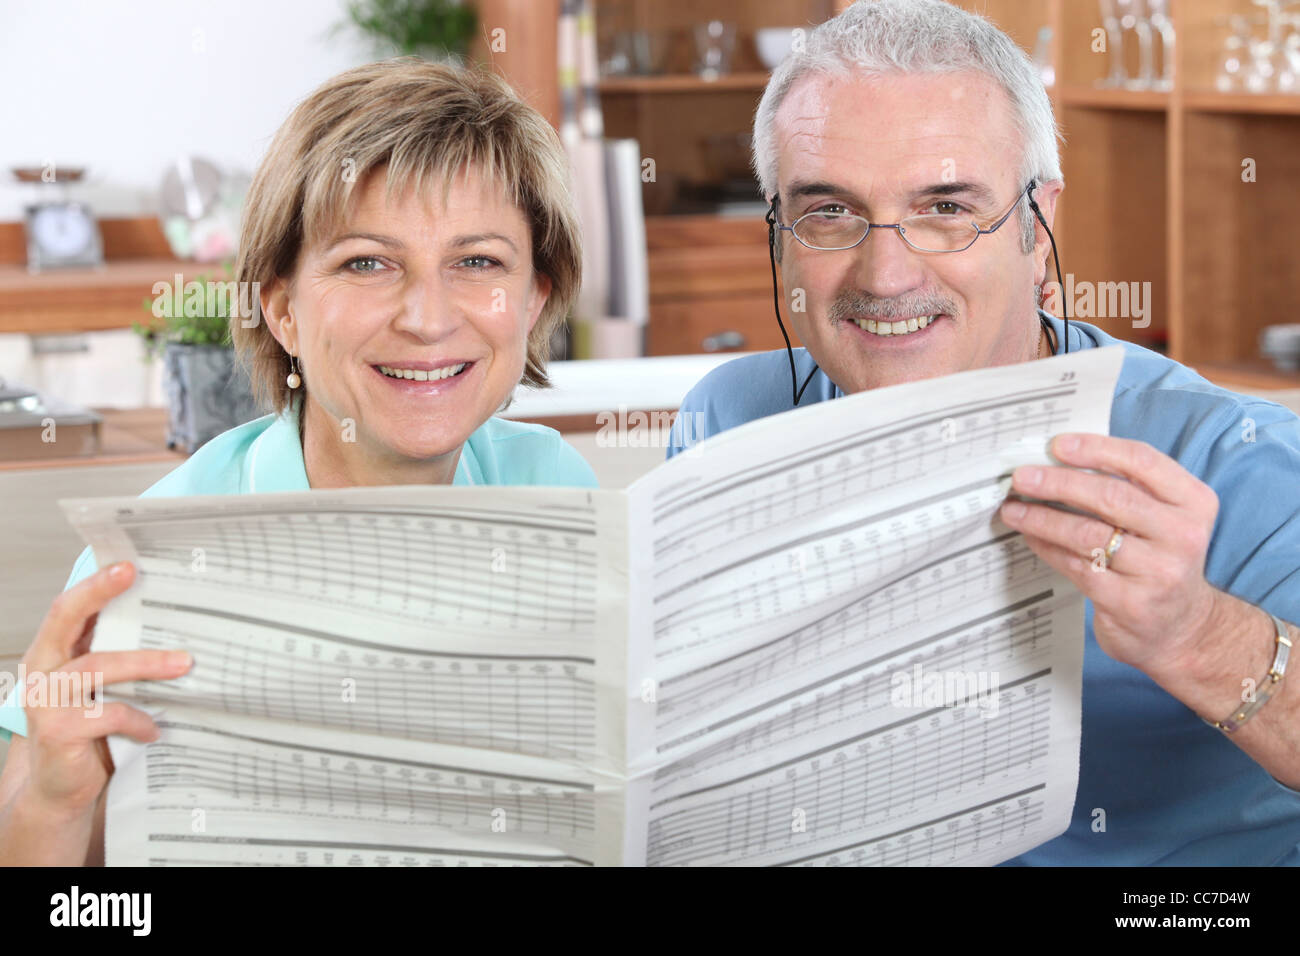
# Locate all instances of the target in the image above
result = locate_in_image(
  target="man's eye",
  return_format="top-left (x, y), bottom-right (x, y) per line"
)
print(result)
top-left (343, 256), bottom-right (387, 274)
top-left (809, 204), bottom-right (849, 217)
top-left (926, 200), bottom-right (967, 216)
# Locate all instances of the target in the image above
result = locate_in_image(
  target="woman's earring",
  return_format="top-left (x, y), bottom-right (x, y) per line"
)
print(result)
top-left (287, 353), bottom-right (302, 390)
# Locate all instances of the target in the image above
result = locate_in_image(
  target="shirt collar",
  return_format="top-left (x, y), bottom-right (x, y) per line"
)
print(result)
top-left (455, 450), bottom-right (476, 485)
top-left (1040, 309), bottom-right (1084, 355)
top-left (245, 396), bottom-right (310, 494)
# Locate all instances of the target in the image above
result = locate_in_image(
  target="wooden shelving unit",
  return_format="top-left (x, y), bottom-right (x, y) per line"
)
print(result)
top-left (577, 0), bottom-right (1300, 385)
top-left (1057, 86), bottom-right (1171, 110)
top-left (0, 257), bottom-right (216, 334)
top-left (1041, 0), bottom-right (1300, 390)
top-left (588, 0), bottom-right (843, 355)
top-left (467, 0), bottom-right (1300, 391)
top-left (1183, 91), bottom-right (1300, 115)
top-left (0, 217), bottom-right (212, 334)
top-left (598, 72), bottom-right (770, 93)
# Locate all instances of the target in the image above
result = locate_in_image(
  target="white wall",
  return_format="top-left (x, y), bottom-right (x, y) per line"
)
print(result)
top-left (0, 0), bottom-right (377, 221)
top-left (0, 0), bottom-right (379, 405)
top-left (0, 330), bottom-right (165, 407)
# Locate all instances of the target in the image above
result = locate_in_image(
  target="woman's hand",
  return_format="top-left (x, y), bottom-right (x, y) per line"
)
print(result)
top-left (0, 562), bottom-right (193, 865)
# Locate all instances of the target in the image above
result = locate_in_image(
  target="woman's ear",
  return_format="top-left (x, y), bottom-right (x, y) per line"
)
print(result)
top-left (260, 276), bottom-right (295, 352)
top-left (525, 272), bottom-right (553, 335)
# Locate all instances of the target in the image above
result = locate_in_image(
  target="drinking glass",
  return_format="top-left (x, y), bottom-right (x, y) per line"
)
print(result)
top-left (693, 21), bottom-right (736, 81)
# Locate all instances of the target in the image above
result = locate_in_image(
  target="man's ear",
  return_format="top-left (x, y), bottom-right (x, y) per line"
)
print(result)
top-left (1030, 180), bottom-right (1064, 288)
top-left (769, 195), bottom-right (785, 267)
top-left (260, 276), bottom-right (295, 353)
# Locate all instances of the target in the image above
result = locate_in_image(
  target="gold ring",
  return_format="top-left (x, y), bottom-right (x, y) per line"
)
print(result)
top-left (1103, 527), bottom-right (1125, 567)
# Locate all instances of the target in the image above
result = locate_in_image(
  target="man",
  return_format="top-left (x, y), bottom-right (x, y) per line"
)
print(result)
top-left (667, 0), bottom-right (1300, 865)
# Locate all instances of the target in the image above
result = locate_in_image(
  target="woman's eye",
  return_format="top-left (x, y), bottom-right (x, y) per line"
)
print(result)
top-left (343, 256), bottom-right (387, 274)
top-left (459, 255), bottom-right (500, 270)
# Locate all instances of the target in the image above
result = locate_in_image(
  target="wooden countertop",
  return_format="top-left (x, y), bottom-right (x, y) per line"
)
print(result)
top-left (0, 407), bottom-right (185, 471)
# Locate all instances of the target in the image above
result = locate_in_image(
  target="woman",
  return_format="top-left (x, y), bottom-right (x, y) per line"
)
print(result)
top-left (0, 59), bottom-right (596, 864)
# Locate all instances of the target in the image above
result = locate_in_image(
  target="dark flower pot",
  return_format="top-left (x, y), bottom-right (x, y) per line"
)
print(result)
top-left (162, 343), bottom-right (263, 452)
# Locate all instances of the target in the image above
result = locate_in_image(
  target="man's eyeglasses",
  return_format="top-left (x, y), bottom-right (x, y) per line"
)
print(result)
top-left (763, 179), bottom-right (1070, 408)
top-left (774, 182), bottom-right (1034, 254)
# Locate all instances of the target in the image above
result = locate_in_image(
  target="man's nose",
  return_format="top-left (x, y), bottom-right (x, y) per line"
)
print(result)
top-left (393, 270), bottom-right (463, 342)
top-left (848, 225), bottom-right (928, 301)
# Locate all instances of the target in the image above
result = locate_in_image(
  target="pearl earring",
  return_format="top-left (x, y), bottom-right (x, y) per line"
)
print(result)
top-left (287, 353), bottom-right (302, 389)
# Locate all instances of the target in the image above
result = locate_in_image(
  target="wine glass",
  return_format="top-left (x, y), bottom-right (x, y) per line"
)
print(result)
top-left (1116, 0), bottom-right (1156, 90)
top-left (1285, 25), bottom-right (1300, 82)
top-left (1245, 0), bottom-right (1298, 92)
top-left (1097, 0), bottom-right (1128, 88)
top-left (1031, 25), bottom-right (1055, 88)
top-left (1216, 15), bottom-right (1253, 92)
top-left (1146, 0), bottom-right (1176, 91)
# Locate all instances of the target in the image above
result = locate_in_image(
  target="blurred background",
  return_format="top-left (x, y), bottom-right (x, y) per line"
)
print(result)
top-left (1, 0), bottom-right (1299, 685)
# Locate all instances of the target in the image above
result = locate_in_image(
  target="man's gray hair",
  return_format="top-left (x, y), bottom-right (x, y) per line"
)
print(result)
top-left (753, 0), bottom-right (1064, 253)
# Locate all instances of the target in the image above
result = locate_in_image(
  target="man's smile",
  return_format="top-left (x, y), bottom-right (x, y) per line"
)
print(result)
top-left (851, 313), bottom-right (946, 336)
top-left (842, 313), bottom-right (950, 344)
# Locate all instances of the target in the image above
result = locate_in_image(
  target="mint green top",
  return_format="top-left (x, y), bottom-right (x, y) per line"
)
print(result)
top-left (0, 401), bottom-right (597, 740)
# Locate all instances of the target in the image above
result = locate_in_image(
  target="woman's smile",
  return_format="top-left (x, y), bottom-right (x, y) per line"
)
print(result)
top-left (370, 359), bottom-right (476, 392)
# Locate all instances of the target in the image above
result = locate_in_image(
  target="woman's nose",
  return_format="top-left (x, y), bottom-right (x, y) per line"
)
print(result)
top-left (393, 271), bottom-right (464, 342)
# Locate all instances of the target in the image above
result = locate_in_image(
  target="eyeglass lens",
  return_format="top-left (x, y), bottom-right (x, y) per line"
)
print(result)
top-left (792, 213), bottom-right (981, 252)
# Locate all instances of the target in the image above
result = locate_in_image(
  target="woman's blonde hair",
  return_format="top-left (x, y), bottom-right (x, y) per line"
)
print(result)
top-left (233, 58), bottom-right (582, 415)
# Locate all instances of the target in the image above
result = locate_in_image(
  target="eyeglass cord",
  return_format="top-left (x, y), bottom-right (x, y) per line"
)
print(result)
top-left (767, 180), bottom-right (1070, 408)
top-left (765, 202), bottom-right (822, 406)
top-left (1027, 181), bottom-right (1071, 358)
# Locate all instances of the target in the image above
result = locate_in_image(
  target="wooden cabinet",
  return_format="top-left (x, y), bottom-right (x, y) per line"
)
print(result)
top-left (644, 214), bottom-right (792, 356)
top-left (591, 0), bottom-right (839, 355)
top-left (491, 0), bottom-right (1300, 387)
top-left (966, 0), bottom-right (1300, 389)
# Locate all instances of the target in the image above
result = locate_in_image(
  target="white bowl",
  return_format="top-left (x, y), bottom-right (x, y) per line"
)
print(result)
top-left (1261, 323), bottom-right (1300, 371)
top-left (756, 27), bottom-right (798, 69)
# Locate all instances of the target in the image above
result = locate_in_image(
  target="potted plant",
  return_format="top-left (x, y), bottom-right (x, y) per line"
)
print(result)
top-left (134, 261), bottom-right (264, 452)
top-left (338, 0), bottom-right (477, 60)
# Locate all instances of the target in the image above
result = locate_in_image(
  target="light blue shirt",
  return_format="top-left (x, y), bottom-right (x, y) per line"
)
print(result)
top-left (667, 311), bottom-right (1300, 866)
top-left (0, 398), bottom-right (597, 741)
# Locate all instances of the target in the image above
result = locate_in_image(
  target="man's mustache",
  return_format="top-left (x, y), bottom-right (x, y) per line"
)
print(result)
top-left (827, 292), bottom-right (958, 323)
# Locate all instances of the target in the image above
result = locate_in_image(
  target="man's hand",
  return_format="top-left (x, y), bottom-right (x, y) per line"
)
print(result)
top-left (996, 432), bottom-right (1222, 677)
top-left (996, 430), bottom-right (1300, 787)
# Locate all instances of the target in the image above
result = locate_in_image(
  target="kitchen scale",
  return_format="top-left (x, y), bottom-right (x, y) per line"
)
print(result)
top-left (13, 166), bottom-right (104, 272)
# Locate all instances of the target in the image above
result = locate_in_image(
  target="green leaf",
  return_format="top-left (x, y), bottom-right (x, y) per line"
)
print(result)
top-left (341, 0), bottom-right (477, 56)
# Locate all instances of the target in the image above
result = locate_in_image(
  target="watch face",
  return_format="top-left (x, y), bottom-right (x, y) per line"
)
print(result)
top-left (31, 205), bottom-right (95, 258)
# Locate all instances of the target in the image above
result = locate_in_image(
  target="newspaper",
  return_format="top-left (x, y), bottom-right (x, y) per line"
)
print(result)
top-left (65, 345), bottom-right (1125, 866)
